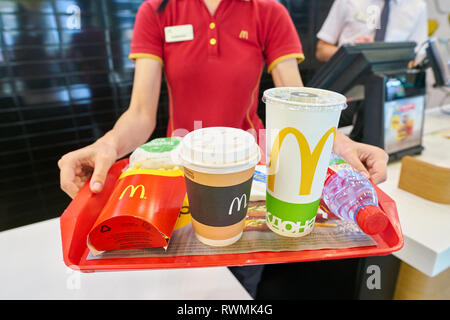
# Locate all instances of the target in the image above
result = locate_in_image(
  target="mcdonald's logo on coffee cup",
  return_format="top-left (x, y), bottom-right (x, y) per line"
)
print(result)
top-left (119, 184), bottom-right (146, 200)
top-left (228, 194), bottom-right (247, 216)
top-left (268, 126), bottom-right (336, 196)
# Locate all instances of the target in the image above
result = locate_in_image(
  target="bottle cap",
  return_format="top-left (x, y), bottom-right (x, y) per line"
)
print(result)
top-left (355, 205), bottom-right (389, 235)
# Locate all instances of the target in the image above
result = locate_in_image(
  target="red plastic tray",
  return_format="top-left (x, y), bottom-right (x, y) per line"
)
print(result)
top-left (60, 159), bottom-right (403, 272)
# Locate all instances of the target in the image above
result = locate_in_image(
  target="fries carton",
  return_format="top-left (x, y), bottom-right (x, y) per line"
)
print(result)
top-left (87, 138), bottom-right (185, 255)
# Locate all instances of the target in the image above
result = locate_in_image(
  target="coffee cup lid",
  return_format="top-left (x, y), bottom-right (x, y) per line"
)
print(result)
top-left (176, 127), bottom-right (261, 174)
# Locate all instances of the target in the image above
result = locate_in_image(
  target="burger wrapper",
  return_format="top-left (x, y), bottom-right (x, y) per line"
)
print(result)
top-left (87, 168), bottom-right (186, 255)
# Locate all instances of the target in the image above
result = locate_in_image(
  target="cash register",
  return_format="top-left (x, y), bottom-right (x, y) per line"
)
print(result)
top-left (308, 42), bottom-right (426, 162)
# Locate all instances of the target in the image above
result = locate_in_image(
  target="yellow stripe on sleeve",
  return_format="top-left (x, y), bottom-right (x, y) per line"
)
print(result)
top-left (267, 53), bottom-right (305, 74)
top-left (129, 53), bottom-right (164, 66)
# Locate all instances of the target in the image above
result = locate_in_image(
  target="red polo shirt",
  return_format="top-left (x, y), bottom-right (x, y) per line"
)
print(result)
top-left (129, 0), bottom-right (304, 138)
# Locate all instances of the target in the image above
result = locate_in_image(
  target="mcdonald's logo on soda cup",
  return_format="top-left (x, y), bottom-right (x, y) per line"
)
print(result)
top-left (268, 126), bottom-right (336, 196)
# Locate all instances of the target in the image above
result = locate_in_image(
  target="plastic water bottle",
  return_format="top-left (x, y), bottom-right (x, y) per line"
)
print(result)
top-left (321, 153), bottom-right (389, 235)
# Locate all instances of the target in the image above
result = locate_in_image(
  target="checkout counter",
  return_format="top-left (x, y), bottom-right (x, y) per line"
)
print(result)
top-left (300, 39), bottom-right (449, 299)
top-left (335, 106), bottom-right (450, 299)
top-left (379, 107), bottom-right (450, 299)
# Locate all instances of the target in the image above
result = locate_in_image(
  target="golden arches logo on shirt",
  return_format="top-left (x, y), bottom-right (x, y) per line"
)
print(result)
top-left (239, 30), bottom-right (249, 40)
top-left (267, 126), bottom-right (337, 196)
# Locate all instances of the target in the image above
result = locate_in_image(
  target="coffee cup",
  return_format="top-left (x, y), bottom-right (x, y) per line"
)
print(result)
top-left (177, 127), bottom-right (261, 246)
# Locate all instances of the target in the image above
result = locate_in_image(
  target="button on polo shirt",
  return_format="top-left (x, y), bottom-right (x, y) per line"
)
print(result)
top-left (130, 0), bottom-right (304, 138)
top-left (207, 14), bottom-right (219, 57)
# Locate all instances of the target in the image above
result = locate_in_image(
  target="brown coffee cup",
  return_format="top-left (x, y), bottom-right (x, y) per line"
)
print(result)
top-left (177, 127), bottom-right (261, 246)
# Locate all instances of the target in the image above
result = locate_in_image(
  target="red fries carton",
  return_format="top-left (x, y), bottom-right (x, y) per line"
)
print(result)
top-left (87, 138), bottom-right (186, 255)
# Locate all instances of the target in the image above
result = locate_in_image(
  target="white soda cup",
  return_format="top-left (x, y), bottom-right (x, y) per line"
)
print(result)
top-left (263, 87), bottom-right (347, 237)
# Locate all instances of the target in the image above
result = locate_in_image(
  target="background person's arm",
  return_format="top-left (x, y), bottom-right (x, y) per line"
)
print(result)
top-left (316, 35), bottom-right (374, 62)
top-left (408, 1), bottom-right (428, 66)
top-left (315, 39), bottom-right (339, 62)
top-left (315, 0), bottom-right (346, 62)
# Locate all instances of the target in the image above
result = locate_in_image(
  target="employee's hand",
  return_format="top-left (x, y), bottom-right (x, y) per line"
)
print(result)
top-left (353, 35), bottom-right (374, 44)
top-left (333, 132), bottom-right (389, 184)
top-left (58, 141), bottom-right (117, 199)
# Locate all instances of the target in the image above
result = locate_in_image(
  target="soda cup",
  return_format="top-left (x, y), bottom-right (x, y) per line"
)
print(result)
top-left (263, 87), bottom-right (347, 237)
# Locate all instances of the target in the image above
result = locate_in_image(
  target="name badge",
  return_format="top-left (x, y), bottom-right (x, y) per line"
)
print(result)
top-left (355, 12), bottom-right (370, 23)
top-left (164, 25), bottom-right (194, 43)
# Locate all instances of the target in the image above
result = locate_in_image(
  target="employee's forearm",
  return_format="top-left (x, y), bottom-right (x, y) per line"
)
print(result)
top-left (97, 108), bottom-right (156, 159)
top-left (96, 58), bottom-right (162, 159)
top-left (271, 58), bottom-right (304, 87)
top-left (316, 40), bottom-right (338, 62)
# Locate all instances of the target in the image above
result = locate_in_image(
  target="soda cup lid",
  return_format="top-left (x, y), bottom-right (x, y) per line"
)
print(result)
top-left (355, 205), bottom-right (389, 235)
top-left (178, 127), bottom-right (261, 174)
top-left (263, 87), bottom-right (347, 111)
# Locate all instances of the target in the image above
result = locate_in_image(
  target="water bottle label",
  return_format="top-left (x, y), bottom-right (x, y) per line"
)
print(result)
top-left (324, 154), bottom-right (352, 185)
top-left (329, 156), bottom-right (347, 166)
